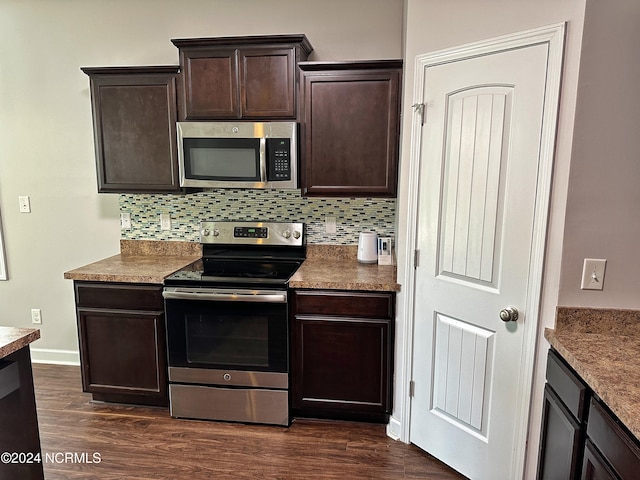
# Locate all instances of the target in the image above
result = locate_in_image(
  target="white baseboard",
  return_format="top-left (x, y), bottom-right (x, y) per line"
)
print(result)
top-left (29, 347), bottom-right (80, 366)
top-left (386, 415), bottom-right (402, 441)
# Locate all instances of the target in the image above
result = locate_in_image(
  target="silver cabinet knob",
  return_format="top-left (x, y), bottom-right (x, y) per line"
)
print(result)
top-left (499, 306), bottom-right (519, 322)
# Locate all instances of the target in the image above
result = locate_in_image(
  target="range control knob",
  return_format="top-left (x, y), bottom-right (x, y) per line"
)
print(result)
top-left (293, 230), bottom-right (301, 239)
top-left (212, 229), bottom-right (220, 237)
top-left (283, 230), bottom-right (291, 239)
top-left (201, 228), bottom-right (211, 237)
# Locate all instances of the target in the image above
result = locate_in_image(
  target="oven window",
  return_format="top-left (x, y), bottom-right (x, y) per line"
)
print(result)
top-left (185, 314), bottom-right (269, 367)
top-left (165, 297), bottom-right (288, 373)
top-left (183, 138), bottom-right (260, 181)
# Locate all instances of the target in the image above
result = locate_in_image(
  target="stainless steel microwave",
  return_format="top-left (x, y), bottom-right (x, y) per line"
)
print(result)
top-left (177, 121), bottom-right (298, 189)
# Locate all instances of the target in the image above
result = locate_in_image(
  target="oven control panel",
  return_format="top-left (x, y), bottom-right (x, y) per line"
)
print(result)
top-left (234, 226), bottom-right (268, 239)
top-left (200, 221), bottom-right (304, 246)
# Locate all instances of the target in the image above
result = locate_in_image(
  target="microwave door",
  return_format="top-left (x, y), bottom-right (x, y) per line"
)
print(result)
top-left (180, 137), bottom-right (263, 188)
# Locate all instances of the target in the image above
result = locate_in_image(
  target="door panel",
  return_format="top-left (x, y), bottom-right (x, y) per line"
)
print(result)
top-left (410, 30), bottom-right (563, 480)
top-left (440, 88), bottom-right (511, 287)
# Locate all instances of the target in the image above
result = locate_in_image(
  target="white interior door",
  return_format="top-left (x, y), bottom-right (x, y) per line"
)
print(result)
top-left (409, 26), bottom-right (564, 480)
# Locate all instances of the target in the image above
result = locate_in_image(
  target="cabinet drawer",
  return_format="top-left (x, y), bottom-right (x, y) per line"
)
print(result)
top-left (586, 397), bottom-right (640, 479)
top-left (546, 349), bottom-right (588, 421)
top-left (75, 282), bottom-right (163, 310)
top-left (293, 290), bottom-right (394, 319)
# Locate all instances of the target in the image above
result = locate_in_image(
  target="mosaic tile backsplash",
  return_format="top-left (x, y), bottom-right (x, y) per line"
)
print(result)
top-left (119, 190), bottom-right (396, 245)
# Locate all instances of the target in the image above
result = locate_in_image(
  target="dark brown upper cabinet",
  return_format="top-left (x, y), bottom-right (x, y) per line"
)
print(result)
top-left (81, 66), bottom-right (181, 193)
top-left (298, 60), bottom-right (402, 197)
top-left (171, 35), bottom-right (313, 120)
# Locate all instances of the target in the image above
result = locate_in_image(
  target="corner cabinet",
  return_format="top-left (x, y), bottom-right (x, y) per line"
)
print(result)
top-left (298, 60), bottom-right (402, 197)
top-left (73, 281), bottom-right (168, 407)
top-left (290, 290), bottom-right (394, 423)
top-left (81, 66), bottom-right (181, 193)
top-left (538, 349), bottom-right (640, 480)
top-left (172, 35), bottom-right (313, 120)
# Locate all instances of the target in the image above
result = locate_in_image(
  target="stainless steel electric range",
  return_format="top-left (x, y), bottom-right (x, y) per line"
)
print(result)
top-left (163, 221), bottom-right (305, 426)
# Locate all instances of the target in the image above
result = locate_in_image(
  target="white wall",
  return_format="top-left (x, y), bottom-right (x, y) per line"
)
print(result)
top-left (558, 0), bottom-right (640, 309)
top-left (395, 1), bottom-right (585, 478)
top-left (0, 0), bottom-right (403, 363)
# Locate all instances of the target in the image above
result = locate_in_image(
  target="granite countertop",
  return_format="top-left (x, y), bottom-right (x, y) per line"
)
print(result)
top-left (63, 240), bottom-right (202, 285)
top-left (289, 245), bottom-right (400, 292)
top-left (63, 241), bottom-right (400, 292)
top-left (0, 327), bottom-right (40, 359)
top-left (545, 307), bottom-right (640, 440)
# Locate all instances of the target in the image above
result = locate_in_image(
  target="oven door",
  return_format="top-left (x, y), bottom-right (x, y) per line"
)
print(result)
top-left (163, 287), bottom-right (288, 374)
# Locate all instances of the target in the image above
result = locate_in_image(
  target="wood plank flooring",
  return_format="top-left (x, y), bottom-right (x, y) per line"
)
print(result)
top-left (31, 364), bottom-right (466, 479)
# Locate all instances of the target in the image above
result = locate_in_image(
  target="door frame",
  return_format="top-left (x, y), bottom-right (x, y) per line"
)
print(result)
top-left (396, 22), bottom-right (565, 472)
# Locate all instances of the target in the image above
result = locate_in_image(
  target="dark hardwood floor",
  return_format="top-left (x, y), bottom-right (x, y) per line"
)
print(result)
top-left (31, 364), bottom-right (465, 479)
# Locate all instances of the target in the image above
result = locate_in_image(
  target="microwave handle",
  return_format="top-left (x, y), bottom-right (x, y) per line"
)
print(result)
top-left (259, 138), bottom-right (267, 183)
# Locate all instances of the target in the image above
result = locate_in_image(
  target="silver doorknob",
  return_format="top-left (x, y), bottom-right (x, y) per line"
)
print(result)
top-left (499, 306), bottom-right (519, 322)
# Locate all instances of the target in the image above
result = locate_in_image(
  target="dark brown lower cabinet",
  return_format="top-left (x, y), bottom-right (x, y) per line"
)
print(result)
top-left (291, 290), bottom-right (394, 423)
top-left (0, 347), bottom-right (44, 480)
top-left (73, 281), bottom-right (168, 406)
top-left (582, 440), bottom-right (617, 480)
top-left (538, 349), bottom-right (640, 480)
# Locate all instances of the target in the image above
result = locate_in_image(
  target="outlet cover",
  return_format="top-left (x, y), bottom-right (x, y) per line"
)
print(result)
top-left (325, 216), bottom-right (337, 234)
top-left (160, 213), bottom-right (171, 231)
top-left (581, 258), bottom-right (607, 290)
top-left (120, 213), bottom-right (131, 229)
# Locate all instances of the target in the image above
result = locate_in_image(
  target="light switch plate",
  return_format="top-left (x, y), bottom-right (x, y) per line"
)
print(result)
top-left (581, 258), bottom-right (607, 290)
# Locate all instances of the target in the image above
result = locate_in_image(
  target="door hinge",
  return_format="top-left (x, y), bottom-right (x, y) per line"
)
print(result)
top-left (409, 380), bottom-right (415, 397)
top-left (414, 249), bottom-right (420, 268)
top-left (412, 102), bottom-right (426, 125)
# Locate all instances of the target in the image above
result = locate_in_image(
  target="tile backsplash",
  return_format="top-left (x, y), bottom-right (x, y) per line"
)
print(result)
top-left (119, 190), bottom-right (396, 244)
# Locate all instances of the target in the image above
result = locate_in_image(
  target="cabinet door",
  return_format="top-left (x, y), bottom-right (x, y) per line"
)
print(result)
top-left (240, 48), bottom-right (296, 118)
top-left (581, 440), bottom-right (617, 480)
top-left (82, 67), bottom-right (180, 193)
top-left (537, 384), bottom-right (583, 480)
top-left (77, 308), bottom-right (168, 406)
top-left (300, 61), bottom-right (402, 197)
top-left (178, 48), bottom-right (239, 119)
top-left (291, 315), bottom-right (392, 422)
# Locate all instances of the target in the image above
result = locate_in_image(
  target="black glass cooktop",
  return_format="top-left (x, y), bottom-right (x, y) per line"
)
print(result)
top-left (164, 259), bottom-right (302, 288)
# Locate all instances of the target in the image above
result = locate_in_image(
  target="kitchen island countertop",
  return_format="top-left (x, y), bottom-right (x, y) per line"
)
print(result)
top-left (545, 306), bottom-right (640, 441)
top-left (0, 326), bottom-right (40, 359)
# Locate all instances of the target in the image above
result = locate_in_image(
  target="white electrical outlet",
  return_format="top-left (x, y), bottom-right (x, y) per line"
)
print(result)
top-left (160, 213), bottom-right (171, 231)
top-left (581, 258), bottom-right (607, 290)
top-left (325, 216), bottom-right (337, 234)
top-left (19, 195), bottom-right (31, 213)
top-left (31, 308), bottom-right (42, 324)
top-left (120, 213), bottom-right (131, 229)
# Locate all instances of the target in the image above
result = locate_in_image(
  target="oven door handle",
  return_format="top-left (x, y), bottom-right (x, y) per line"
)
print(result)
top-left (162, 287), bottom-right (287, 304)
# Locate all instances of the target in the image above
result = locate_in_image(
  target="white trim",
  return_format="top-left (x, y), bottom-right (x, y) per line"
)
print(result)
top-left (0, 207), bottom-right (7, 281)
top-left (386, 415), bottom-right (402, 440)
top-left (397, 23), bottom-right (566, 479)
top-left (30, 347), bottom-right (81, 366)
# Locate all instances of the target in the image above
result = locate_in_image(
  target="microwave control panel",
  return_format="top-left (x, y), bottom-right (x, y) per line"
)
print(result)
top-left (267, 138), bottom-right (291, 181)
